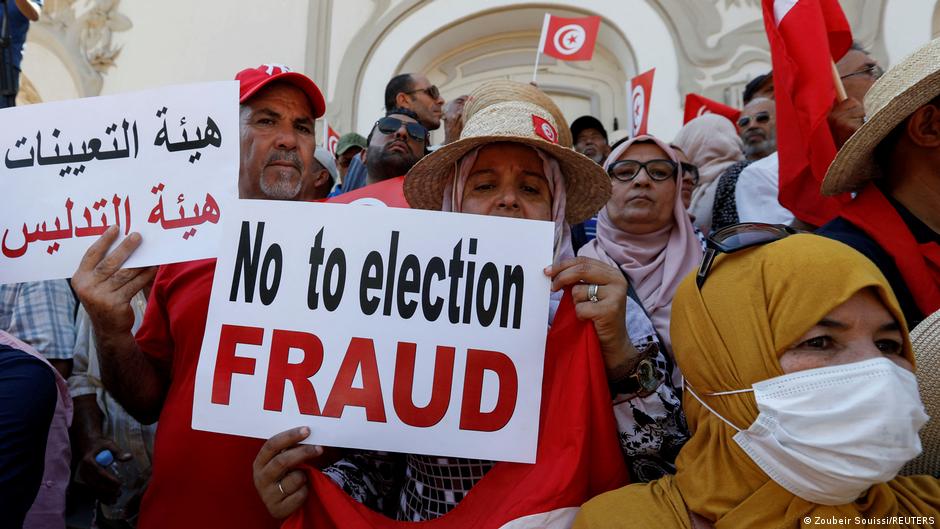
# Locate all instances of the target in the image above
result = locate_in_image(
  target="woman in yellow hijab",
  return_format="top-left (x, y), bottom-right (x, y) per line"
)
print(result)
top-left (574, 233), bottom-right (940, 528)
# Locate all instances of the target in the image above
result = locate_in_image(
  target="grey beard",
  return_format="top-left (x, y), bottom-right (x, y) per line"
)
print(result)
top-left (744, 138), bottom-right (777, 160)
top-left (260, 174), bottom-right (302, 199)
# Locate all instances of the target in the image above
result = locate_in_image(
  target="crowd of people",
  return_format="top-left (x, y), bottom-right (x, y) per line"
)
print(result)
top-left (1, 22), bottom-right (940, 529)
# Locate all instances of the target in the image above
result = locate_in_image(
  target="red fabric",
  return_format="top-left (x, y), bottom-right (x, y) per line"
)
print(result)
top-left (327, 177), bottom-right (410, 208)
top-left (839, 185), bottom-right (940, 316)
top-left (683, 93), bottom-right (742, 126)
top-left (325, 124), bottom-right (341, 156)
top-left (761, 0), bottom-right (853, 226)
top-left (283, 292), bottom-right (629, 528)
top-left (539, 15), bottom-right (601, 62)
top-left (532, 115), bottom-right (559, 144)
top-left (630, 69), bottom-right (656, 136)
top-left (135, 259), bottom-right (279, 529)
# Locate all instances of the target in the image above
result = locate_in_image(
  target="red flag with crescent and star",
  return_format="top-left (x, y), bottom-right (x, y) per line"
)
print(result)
top-left (324, 122), bottom-right (341, 156)
top-left (538, 14), bottom-right (601, 62)
top-left (629, 68), bottom-right (655, 136)
top-left (683, 93), bottom-right (742, 126)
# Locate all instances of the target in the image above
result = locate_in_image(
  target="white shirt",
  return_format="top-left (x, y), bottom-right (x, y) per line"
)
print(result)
top-left (734, 152), bottom-right (795, 225)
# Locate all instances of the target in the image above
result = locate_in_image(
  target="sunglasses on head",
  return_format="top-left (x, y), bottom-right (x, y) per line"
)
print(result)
top-left (375, 117), bottom-right (428, 142)
top-left (680, 162), bottom-right (700, 185)
top-left (737, 111), bottom-right (771, 129)
top-left (607, 159), bottom-right (678, 182)
top-left (696, 223), bottom-right (801, 288)
top-left (405, 85), bottom-right (441, 100)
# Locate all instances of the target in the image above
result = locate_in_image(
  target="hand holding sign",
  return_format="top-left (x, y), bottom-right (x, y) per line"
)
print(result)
top-left (252, 426), bottom-right (330, 520)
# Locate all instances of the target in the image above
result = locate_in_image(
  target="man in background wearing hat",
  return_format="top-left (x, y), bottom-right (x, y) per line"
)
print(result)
top-left (70, 64), bottom-right (328, 529)
top-left (333, 132), bottom-right (366, 191)
top-left (819, 37), bottom-right (940, 329)
top-left (311, 145), bottom-right (339, 199)
top-left (570, 115), bottom-right (610, 252)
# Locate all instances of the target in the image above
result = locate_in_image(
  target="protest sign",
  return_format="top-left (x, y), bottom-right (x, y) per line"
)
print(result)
top-left (0, 81), bottom-right (238, 284)
top-left (192, 200), bottom-right (553, 463)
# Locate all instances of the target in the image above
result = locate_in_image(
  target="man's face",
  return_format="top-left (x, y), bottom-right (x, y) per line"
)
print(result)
top-left (336, 146), bottom-right (362, 179)
top-left (364, 113), bottom-right (426, 181)
top-left (837, 50), bottom-right (882, 103)
top-left (402, 74), bottom-right (445, 131)
top-left (574, 128), bottom-right (610, 164)
top-left (738, 97), bottom-right (776, 161)
top-left (239, 83), bottom-right (318, 200)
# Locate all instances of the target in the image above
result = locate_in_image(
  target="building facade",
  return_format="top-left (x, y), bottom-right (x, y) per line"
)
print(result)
top-left (19, 0), bottom-right (940, 141)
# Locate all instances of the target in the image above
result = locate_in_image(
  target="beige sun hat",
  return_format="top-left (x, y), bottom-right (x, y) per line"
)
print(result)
top-left (404, 100), bottom-right (611, 224)
top-left (823, 37), bottom-right (940, 195)
top-left (901, 309), bottom-right (940, 477)
top-left (462, 80), bottom-right (573, 148)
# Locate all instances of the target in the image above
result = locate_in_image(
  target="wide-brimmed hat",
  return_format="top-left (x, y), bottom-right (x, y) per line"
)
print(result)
top-left (901, 309), bottom-right (940, 477)
top-left (462, 80), bottom-right (573, 147)
top-left (823, 38), bottom-right (940, 195)
top-left (404, 100), bottom-right (610, 224)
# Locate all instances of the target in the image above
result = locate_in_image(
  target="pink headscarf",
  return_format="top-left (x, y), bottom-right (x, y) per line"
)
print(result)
top-left (441, 143), bottom-right (574, 323)
top-left (578, 134), bottom-right (703, 357)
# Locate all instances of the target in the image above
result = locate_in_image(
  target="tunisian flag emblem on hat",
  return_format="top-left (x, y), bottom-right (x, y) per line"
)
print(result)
top-left (533, 115), bottom-right (559, 144)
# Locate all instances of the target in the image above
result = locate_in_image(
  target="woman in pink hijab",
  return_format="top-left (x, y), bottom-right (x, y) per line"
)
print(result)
top-left (578, 134), bottom-right (703, 480)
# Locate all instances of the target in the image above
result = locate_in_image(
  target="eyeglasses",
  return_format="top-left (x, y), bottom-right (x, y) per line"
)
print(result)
top-left (696, 223), bottom-right (801, 288)
top-left (405, 85), bottom-right (441, 100)
top-left (840, 64), bottom-right (884, 81)
top-left (737, 111), bottom-right (771, 129)
top-left (680, 162), bottom-right (700, 185)
top-left (374, 117), bottom-right (428, 142)
top-left (607, 159), bottom-right (678, 182)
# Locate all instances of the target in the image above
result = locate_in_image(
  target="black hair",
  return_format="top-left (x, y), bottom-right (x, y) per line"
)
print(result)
top-left (384, 74), bottom-right (415, 112)
top-left (743, 72), bottom-right (773, 104)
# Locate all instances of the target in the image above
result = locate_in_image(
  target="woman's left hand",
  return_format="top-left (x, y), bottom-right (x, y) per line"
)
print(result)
top-left (545, 257), bottom-right (635, 374)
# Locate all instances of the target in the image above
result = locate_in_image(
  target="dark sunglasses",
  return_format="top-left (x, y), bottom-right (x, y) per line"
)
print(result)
top-left (680, 162), bottom-right (700, 185)
top-left (737, 111), bottom-right (771, 129)
top-left (607, 159), bottom-right (678, 182)
top-left (696, 223), bottom-right (801, 288)
top-left (375, 117), bottom-right (428, 142)
top-left (840, 64), bottom-right (884, 81)
top-left (405, 85), bottom-right (441, 100)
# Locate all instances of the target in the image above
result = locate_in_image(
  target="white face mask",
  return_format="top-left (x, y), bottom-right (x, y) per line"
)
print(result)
top-left (687, 358), bottom-right (928, 505)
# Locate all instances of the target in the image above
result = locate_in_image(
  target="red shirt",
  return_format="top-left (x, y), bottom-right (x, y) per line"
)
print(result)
top-left (135, 259), bottom-right (278, 529)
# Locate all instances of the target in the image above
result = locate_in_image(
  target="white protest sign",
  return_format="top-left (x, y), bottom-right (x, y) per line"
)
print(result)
top-left (0, 81), bottom-right (238, 284)
top-left (192, 200), bottom-right (553, 463)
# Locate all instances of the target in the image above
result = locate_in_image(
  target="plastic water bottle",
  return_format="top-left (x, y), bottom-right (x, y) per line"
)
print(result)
top-left (94, 449), bottom-right (141, 518)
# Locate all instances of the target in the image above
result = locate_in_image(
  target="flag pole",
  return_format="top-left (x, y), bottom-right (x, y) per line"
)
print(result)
top-left (830, 60), bottom-right (847, 102)
top-left (533, 14), bottom-right (550, 84)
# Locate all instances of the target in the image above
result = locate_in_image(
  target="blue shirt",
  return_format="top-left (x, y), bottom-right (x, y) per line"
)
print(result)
top-left (1, 0), bottom-right (41, 71)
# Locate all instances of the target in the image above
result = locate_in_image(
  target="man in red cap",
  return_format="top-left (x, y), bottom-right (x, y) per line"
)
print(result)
top-left (70, 64), bottom-right (327, 529)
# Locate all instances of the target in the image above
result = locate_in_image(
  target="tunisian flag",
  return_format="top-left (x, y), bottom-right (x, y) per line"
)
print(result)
top-left (683, 93), bottom-right (742, 126)
top-left (630, 68), bottom-right (655, 136)
top-left (538, 14), bottom-right (601, 61)
top-left (283, 292), bottom-right (629, 529)
top-left (324, 123), bottom-right (341, 156)
top-left (762, 0), bottom-right (852, 227)
top-left (326, 176), bottom-right (409, 208)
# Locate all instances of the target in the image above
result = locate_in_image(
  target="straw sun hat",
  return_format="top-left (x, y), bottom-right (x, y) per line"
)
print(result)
top-left (404, 100), bottom-right (611, 224)
top-left (823, 37), bottom-right (940, 195)
top-left (462, 79), bottom-right (573, 148)
top-left (901, 309), bottom-right (940, 477)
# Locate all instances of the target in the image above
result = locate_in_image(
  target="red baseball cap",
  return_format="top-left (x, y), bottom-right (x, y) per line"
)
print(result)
top-left (235, 64), bottom-right (326, 118)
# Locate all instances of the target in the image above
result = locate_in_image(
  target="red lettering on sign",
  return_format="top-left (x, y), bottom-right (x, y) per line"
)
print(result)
top-left (322, 337), bottom-right (387, 422)
top-left (459, 349), bottom-right (518, 432)
top-left (212, 324), bottom-right (262, 405)
top-left (393, 343), bottom-right (455, 427)
top-left (264, 330), bottom-right (324, 415)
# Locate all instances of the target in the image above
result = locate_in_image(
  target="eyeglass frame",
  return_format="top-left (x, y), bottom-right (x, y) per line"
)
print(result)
top-left (404, 85), bottom-right (441, 100)
top-left (840, 64), bottom-right (884, 81)
top-left (680, 162), bottom-right (700, 186)
top-left (696, 223), bottom-right (801, 288)
top-left (737, 111), bottom-right (772, 129)
top-left (607, 158), bottom-right (679, 182)
top-left (373, 116), bottom-right (429, 143)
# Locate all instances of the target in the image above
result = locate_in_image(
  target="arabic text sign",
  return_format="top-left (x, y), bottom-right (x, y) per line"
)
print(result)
top-left (192, 200), bottom-right (553, 463)
top-left (0, 81), bottom-right (238, 284)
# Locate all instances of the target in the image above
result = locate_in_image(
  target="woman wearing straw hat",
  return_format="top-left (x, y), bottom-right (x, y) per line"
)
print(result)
top-left (253, 98), bottom-right (690, 522)
top-left (574, 233), bottom-right (940, 528)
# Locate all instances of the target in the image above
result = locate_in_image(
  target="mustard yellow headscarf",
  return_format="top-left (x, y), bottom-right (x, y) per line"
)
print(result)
top-left (574, 234), bottom-right (940, 528)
